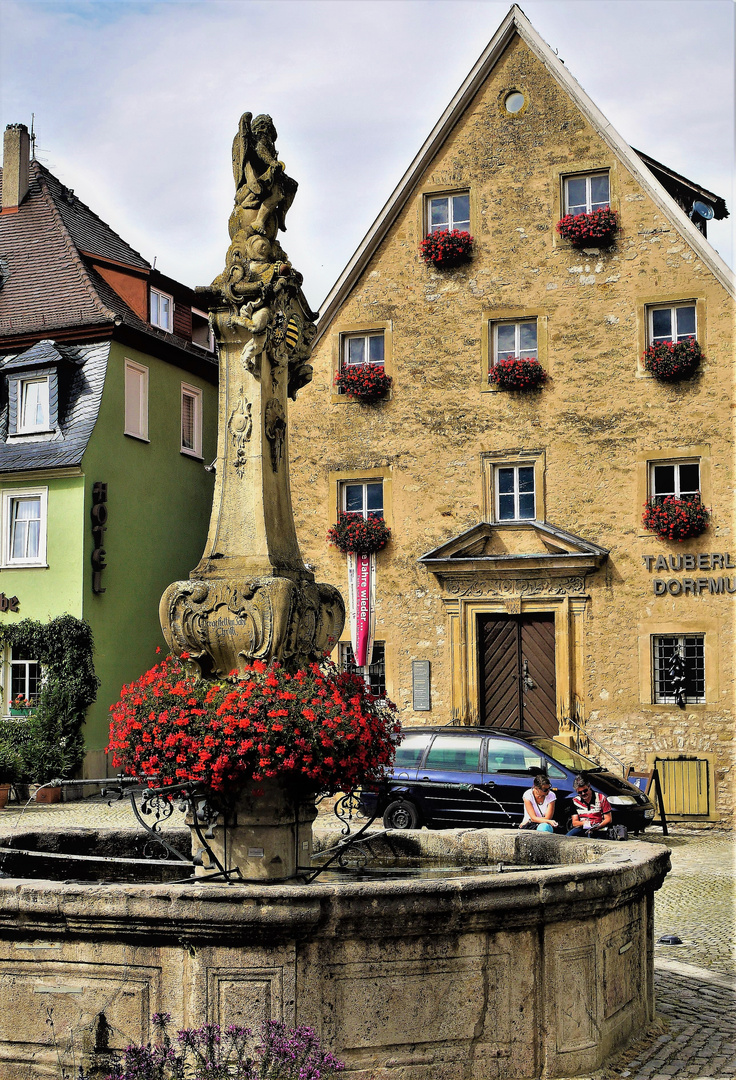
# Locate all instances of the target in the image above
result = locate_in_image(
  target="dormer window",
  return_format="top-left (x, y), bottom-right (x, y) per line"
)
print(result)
top-left (191, 308), bottom-right (214, 351)
top-left (18, 377), bottom-right (50, 433)
top-left (150, 288), bottom-right (173, 332)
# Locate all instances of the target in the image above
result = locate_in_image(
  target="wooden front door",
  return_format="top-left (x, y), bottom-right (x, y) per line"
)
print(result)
top-left (478, 614), bottom-right (557, 735)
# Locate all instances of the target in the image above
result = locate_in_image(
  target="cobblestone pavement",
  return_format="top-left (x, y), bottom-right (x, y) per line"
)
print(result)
top-left (0, 798), bottom-right (733, 1079)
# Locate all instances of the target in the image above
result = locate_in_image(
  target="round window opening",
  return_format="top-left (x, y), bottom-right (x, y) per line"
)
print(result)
top-left (505, 91), bottom-right (525, 114)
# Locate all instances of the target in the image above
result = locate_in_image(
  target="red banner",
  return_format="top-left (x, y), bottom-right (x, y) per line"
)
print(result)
top-left (347, 552), bottom-right (376, 668)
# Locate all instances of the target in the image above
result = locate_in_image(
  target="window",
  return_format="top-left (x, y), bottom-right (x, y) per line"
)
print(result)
top-left (191, 308), bottom-right (214, 351)
top-left (342, 333), bottom-right (384, 369)
top-left (124, 360), bottom-right (149, 441)
top-left (650, 460), bottom-right (700, 502)
top-left (339, 642), bottom-right (386, 697)
top-left (342, 481), bottom-right (384, 519)
top-left (424, 734), bottom-right (483, 772)
top-left (648, 303), bottom-right (696, 345)
top-left (17, 377), bottom-right (50, 432)
top-left (181, 383), bottom-right (203, 458)
top-left (427, 192), bottom-right (470, 234)
top-left (150, 288), bottom-right (173, 332)
top-left (9, 647), bottom-right (41, 707)
top-left (652, 635), bottom-right (705, 704)
top-left (492, 320), bottom-right (538, 365)
top-left (564, 173), bottom-right (610, 215)
top-left (495, 465), bottom-right (535, 521)
top-left (485, 737), bottom-right (543, 773)
top-left (1, 488), bottom-right (47, 566)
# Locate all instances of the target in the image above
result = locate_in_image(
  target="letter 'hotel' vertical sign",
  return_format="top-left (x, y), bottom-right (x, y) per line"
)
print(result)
top-left (91, 482), bottom-right (108, 594)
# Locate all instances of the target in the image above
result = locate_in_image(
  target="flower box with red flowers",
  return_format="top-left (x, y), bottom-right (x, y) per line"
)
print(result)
top-left (419, 229), bottom-right (474, 269)
top-left (556, 207), bottom-right (618, 247)
top-left (108, 654), bottom-right (399, 798)
top-left (488, 357), bottom-right (548, 391)
top-left (643, 339), bottom-right (702, 382)
top-left (327, 514), bottom-right (391, 555)
top-left (334, 364), bottom-right (392, 402)
top-left (642, 495), bottom-right (710, 542)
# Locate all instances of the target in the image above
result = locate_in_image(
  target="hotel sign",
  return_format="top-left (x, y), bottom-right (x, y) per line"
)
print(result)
top-left (643, 552), bottom-right (736, 596)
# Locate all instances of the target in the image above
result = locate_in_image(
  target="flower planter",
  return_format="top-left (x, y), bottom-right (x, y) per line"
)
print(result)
top-left (334, 364), bottom-right (392, 402)
top-left (420, 229), bottom-right (474, 269)
top-left (327, 514), bottom-right (391, 555)
top-left (0, 784), bottom-right (10, 810)
top-left (642, 496), bottom-right (710, 541)
top-left (9, 707), bottom-right (32, 717)
top-left (643, 339), bottom-right (702, 381)
top-left (556, 207), bottom-right (618, 247)
top-left (189, 778), bottom-right (318, 881)
top-left (35, 785), bottom-right (62, 804)
top-left (489, 357), bottom-right (548, 391)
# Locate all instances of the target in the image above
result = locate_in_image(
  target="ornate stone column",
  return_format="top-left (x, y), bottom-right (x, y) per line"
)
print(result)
top-left (160, 113), bottom-right (344, 676)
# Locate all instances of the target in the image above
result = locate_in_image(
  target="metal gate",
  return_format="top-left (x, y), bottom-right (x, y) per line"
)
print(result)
top-left (478, 614), bottom-right (557, 735)
top-left (655, 756), bottom-right (710, 817)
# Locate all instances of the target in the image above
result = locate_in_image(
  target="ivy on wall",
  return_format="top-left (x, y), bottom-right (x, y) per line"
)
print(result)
top-left (0, 616), bottom-right (99, 774)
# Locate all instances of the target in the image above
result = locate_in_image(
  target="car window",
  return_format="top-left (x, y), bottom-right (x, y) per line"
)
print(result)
top-left (423, 735), bottom-right (483, 772)
top-left (530, 738), bottom-right (600, 772)
top-left (485, 737), bottom-right (544, 773)
top-left (393, 733), bottom-right (432, 769)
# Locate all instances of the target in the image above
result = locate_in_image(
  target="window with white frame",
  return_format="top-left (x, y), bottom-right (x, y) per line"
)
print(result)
top-left (564, 173), bottom-right (610, 215)
top-left (427, 192), bottom-right (470, 234)
top-left (150, 288), bottom-right (173, 332)
top-left (124, 359), bottom-right (149, 441)
top-left (17, 377), bottom-right (50, 433)
top-left (652, 634), bottom-right (705, 704)
top-left (650, 460), bottom-right (700, 503)
top-left (339, 641), bottom-right (386, 697)
top-left (181, 383), bottom-right (203, 458)
top-left (492, 320), bottom-right (538, 366)
top-left (495, 464), bottom-right (535, 521)
top-left (342, 332), bottom-right (385, 370)
top-left (191, 308), bottom-right (214, 351)
top-left (2, 487), bottom-right (47, 567)
top-left (648, 303), bottom-right (696, 345)
top-left (342, 480), bottom-right (384, 519)
top-left (8, 646), bottom-right (42, 708)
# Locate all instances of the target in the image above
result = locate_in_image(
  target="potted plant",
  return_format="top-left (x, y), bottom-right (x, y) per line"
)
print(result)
top-left (419, 229), bottom-right (474, 269)
top-left (642, 495), bottom-right (710, 541)
top-left (489, 357), bottom-right (548, 391)
top-left (556, 206), bottom-right (618, 247)
top-left (18, 711), bottom-right (73, 801)
top-left (0, 741), bottom-right (22, 808)
top-left (108, 653), bottom-right (399, 880)
top-left (643, 338), bottom-right (702, 382)
top-left (334, 364), bottom-right (392, 402)
top-left (327, 514), bottom-right (391, 555)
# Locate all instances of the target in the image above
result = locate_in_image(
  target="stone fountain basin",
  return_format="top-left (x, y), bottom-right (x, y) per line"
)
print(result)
top-left (0, 827), bottom-right (669, 1080)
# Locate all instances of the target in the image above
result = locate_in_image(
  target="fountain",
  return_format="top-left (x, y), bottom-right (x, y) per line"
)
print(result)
top-left (0, 115), bottom-right (669, 1079)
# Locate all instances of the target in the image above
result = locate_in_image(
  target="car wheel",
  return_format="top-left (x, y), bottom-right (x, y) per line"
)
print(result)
top-left (382, 799), bottom-right (420, 830)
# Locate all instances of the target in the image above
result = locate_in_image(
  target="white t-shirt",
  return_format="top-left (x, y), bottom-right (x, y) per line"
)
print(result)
top-left (520, 788), bottom-right (556, 826)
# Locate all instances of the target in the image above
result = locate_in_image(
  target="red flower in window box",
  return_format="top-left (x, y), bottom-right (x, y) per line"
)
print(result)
top-left (334, 364), bottom-right (392, 402)
top-left (327, 514), bottom-right (391, 555)
top-left (556, 207), bottom-right (618, 247)
top-left (643, 339), bottom-right (702, 382)
top-left (642, 495), bottom-right (710, 542)
top-left (489, 357), bottom-right (548, 391)
top-left (108, 654), bottom-right (399, 797)
top-left (419, 229), bottom-right (474, 268)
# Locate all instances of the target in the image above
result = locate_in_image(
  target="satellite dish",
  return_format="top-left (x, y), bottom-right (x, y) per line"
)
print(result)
top-left (690, 200), bottom-right (714, 220)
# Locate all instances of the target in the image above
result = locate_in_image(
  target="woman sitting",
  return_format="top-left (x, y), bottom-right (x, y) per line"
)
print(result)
top-left (519, 775), bottom-right (557, 833)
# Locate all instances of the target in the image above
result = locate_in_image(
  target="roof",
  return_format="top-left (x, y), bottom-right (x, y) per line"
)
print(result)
top-left (316, 4), bottom-right (734, 334)
top-left (0, 339), bottom-right (109, 471)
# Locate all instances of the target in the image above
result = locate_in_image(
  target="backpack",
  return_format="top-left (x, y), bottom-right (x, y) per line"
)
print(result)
top-left (608, 823), bottom-right (629, 841)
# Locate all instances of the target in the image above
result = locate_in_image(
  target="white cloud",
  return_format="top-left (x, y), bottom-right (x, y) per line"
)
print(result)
top-left (1, 0), bottom-right (732, 305)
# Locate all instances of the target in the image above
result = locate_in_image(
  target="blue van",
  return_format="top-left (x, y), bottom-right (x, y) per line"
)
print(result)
top-left (358, 726), bottom-right (655, 833)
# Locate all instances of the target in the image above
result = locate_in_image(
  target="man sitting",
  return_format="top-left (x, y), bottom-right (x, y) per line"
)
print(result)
top-left (566, 775), bottom-right (615, 838)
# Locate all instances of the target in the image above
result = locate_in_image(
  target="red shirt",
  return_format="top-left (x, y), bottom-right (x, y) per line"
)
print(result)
top-left (572, 791), bottom-right (611, 829)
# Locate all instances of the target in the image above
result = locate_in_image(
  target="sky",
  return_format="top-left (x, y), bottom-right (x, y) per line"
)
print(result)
top-left (0, 0), bottom-right (733, 310)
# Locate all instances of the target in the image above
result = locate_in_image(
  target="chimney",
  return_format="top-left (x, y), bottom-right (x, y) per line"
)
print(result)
top-left (2, 124), bottom-right (31, 212)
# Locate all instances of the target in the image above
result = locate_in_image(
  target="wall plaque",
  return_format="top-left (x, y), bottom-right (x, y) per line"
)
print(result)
top-left (412, 660), bottom-right (431, 711)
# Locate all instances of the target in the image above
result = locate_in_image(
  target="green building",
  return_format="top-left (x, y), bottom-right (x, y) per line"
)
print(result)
top-left (0, 123), bottom-right (217, 777)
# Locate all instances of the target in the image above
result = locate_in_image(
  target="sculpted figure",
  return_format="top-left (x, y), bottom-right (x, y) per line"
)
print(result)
top-left (229, 112), bottom-right (298, 242)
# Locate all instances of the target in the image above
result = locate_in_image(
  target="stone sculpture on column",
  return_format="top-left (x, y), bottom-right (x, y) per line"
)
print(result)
top-left (160, 112), bottom-right (345, 676)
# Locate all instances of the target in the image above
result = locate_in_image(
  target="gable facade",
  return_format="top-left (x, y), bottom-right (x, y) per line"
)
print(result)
top-left (289, 9), bottom-right (735, 822)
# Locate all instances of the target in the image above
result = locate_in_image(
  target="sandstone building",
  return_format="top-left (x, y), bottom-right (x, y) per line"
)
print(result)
top-left (290, 6), bottom-right (734, 822)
